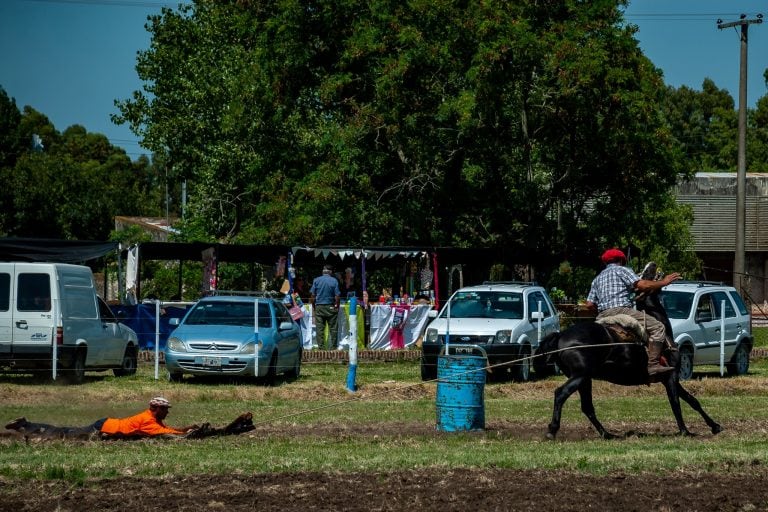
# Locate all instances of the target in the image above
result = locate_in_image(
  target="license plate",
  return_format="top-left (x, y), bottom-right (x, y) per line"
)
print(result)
top-left (202, 356), bottom-right (221, 368)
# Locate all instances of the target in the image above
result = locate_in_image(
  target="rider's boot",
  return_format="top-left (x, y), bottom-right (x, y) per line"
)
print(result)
top-left (647, 340), bottom-right (674, 380)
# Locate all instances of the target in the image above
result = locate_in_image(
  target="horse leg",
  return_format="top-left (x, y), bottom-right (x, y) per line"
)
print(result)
top-left (661, 375), bottom-right (694, 436)
top-left (577, 378), bottom-right (617, 440)
top-left (676, 382), bottom-right (723, 435)
top-left (546, 375), bottom-right (583, 440)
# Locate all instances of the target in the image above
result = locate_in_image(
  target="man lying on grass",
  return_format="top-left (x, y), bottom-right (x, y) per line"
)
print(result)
top-left (4, 396), bottom-right (254, 440)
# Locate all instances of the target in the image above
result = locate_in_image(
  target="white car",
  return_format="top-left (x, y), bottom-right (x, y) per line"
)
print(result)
top-left (421, 282), bottom-right (560, 382)
top-left (660, 281), bottom-right (753, 380)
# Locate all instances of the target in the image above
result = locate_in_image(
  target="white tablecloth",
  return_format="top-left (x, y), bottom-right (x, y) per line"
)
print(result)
top-left (368, 304), bottom-right (432, 350)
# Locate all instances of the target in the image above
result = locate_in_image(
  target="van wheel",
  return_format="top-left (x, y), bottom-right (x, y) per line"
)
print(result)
top-left (66, 351), bottom-right (86, 385)
top-left (113, 347), bottom-right (138, 377)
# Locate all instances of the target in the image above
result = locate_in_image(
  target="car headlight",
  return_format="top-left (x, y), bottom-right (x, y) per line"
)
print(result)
top-left (239, 342), bottom-right (256, 354)
top-left (167, 337), bottom-right (187, 352)
top-left (426, 329), bottom-right (438, 343)
top-left (495, 330), bottom-right (512, 344)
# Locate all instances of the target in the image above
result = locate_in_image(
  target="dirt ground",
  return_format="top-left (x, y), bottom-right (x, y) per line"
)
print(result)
top-left (1, 469), bottom-right (767, 512)
top-left (1, 420), bottom-right (767, 512)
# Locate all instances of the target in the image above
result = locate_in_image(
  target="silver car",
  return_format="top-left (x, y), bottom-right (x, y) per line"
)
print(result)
top-left (165, 295), bottom-right (302, 383)
top-left (660, 281), bottom-right (753, 380)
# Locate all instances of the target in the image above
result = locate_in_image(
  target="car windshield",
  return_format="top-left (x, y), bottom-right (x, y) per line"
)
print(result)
top-left (184, 301), bottom-right (271, 328)
top-left (659, 291), bottom-right (694, 319)
top-left (439, 291), bottom-right (524, 319)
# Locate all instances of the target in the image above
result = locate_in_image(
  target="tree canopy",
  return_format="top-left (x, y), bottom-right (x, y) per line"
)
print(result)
top-left (0, 87), bottom-right (163, 240)
top-left (115, 0), bottom-right (693, 271)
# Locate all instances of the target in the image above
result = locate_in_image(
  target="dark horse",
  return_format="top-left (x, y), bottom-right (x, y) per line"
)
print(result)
top-left (533, 263), bottom-right (723, 440)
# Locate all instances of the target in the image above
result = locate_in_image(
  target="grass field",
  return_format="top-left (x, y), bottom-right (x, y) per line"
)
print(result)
top-left (1, 342), bottom-right (768, 483)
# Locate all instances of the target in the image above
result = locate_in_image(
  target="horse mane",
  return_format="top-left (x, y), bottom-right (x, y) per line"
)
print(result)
top-left (596, 313), bottom-right (648, 344)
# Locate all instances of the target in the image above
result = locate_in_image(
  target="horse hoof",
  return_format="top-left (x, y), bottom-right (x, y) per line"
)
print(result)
top-left (711, 424), bottom-right (723, 435)
top-left (545, 432), bottom-right (556, 441)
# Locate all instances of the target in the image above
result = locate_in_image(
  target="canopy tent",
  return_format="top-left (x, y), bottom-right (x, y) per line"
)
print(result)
top-left (291, 246), bottom-right (512, 308)
top-left (0, 237), bottom-right (118, 263)
top-left (125, 242), bottom-right (292, 302)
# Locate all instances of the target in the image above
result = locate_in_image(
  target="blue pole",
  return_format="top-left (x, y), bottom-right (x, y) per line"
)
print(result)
top-left (346, 296), bottom-right (358, 392)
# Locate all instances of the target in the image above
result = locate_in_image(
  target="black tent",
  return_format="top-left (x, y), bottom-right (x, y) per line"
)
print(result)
top-left (0, 237), bottom-right (118, 263)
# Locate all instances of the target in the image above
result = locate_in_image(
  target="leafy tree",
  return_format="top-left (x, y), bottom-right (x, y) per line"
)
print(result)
top-left (0, 99), bottom-right (166, 240)
top-left (0, 86), bottom-right (23, 169)
top-left (115, 0), bottom-right (694, 272)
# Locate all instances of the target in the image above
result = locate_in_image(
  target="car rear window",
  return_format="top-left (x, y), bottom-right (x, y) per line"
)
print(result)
top-left (185, 301), bottom-right (271, 328)
top-left (729, 290), bottom-right (749, 316)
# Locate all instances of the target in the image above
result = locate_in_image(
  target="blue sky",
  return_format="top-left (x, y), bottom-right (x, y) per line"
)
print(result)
top-left (1, 0), bottom-right (766, 160)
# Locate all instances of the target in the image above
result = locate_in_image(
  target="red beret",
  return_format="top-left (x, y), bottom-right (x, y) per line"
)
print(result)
top-left (601, 248), bottom-right (626, 264)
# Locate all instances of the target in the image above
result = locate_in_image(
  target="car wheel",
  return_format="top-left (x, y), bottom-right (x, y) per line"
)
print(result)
top-left (678, 347), bottom-right (694, 381)
top-left (420, 355), bottom-right (437, 381)
top-left (286, 348), bottom-right (302, 379)
top-left (263, 352), bottom-right (278, 386)
top-left (65, 350), bottom-right (86, 385)
top-left (726, 343), bottom-right (750, 376)
top-left (113, 347), bottom-right (137, 377)
top-left (512, 345), bottom-right (531, 382)
top-left (167, 370), bottom-right (184, 383)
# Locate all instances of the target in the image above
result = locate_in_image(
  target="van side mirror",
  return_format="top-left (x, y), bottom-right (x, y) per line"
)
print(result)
top-left (530, 311), bottom-right (545, 320)
top-left (169, 317), bottom-right (180, 326)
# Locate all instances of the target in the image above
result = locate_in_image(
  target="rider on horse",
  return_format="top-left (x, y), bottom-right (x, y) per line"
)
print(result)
top-left (584, 248), bottom-right (681, 380)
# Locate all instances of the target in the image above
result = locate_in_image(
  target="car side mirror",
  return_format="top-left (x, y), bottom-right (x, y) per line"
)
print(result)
top-left (695, 311), bottom-right (712, 323)
top-left (169, 317), bottom-right (180, 326)
top-left (428, 309), bottom-right (438, 318)
top-left (530, 311), bottom-right (545, 320)
top-left (279, 321), bottom-right (294, 330)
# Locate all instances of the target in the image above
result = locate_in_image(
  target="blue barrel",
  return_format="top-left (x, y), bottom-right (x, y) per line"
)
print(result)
top-left (435, 354), bottom-right (486, 431)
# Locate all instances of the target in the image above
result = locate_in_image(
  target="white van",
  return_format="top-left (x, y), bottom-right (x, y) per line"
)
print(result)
top-left (0, 262), bottom-right (139, 383)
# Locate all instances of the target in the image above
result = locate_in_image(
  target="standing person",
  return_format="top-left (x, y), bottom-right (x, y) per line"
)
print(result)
top-left (584, 248), bottom-right (681, 380)
top-left (310, 264), bottom-right (341, 350)
top-left (4, 397), bottom-right (197, 439)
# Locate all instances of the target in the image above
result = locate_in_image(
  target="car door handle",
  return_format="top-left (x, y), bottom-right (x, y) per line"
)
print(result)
top-left (15, 320), bottom-right (27, 328)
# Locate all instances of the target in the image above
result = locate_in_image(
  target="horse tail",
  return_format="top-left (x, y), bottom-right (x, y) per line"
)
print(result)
top-left (534, 331), bottom-right (562, 377)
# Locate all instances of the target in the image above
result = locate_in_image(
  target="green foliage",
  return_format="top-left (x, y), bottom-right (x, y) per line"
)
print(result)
top-left (0, 97), bottom-right (167, 240)
top-left (547, 261), bottom-right (596, 303)
top-left (115, 0), bottom-right (693, 267)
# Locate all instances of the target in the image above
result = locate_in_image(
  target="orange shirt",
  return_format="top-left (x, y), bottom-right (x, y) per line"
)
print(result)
top-left (100, 409), bottom-right (186, 437)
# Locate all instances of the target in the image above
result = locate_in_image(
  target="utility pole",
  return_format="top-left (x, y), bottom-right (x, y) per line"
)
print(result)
top-left (717, 14), bottom-right (763, 295)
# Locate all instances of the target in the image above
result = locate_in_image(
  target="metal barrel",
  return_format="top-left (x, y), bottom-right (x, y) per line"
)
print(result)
top-left (435, 351), bottom-right (486, 432)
